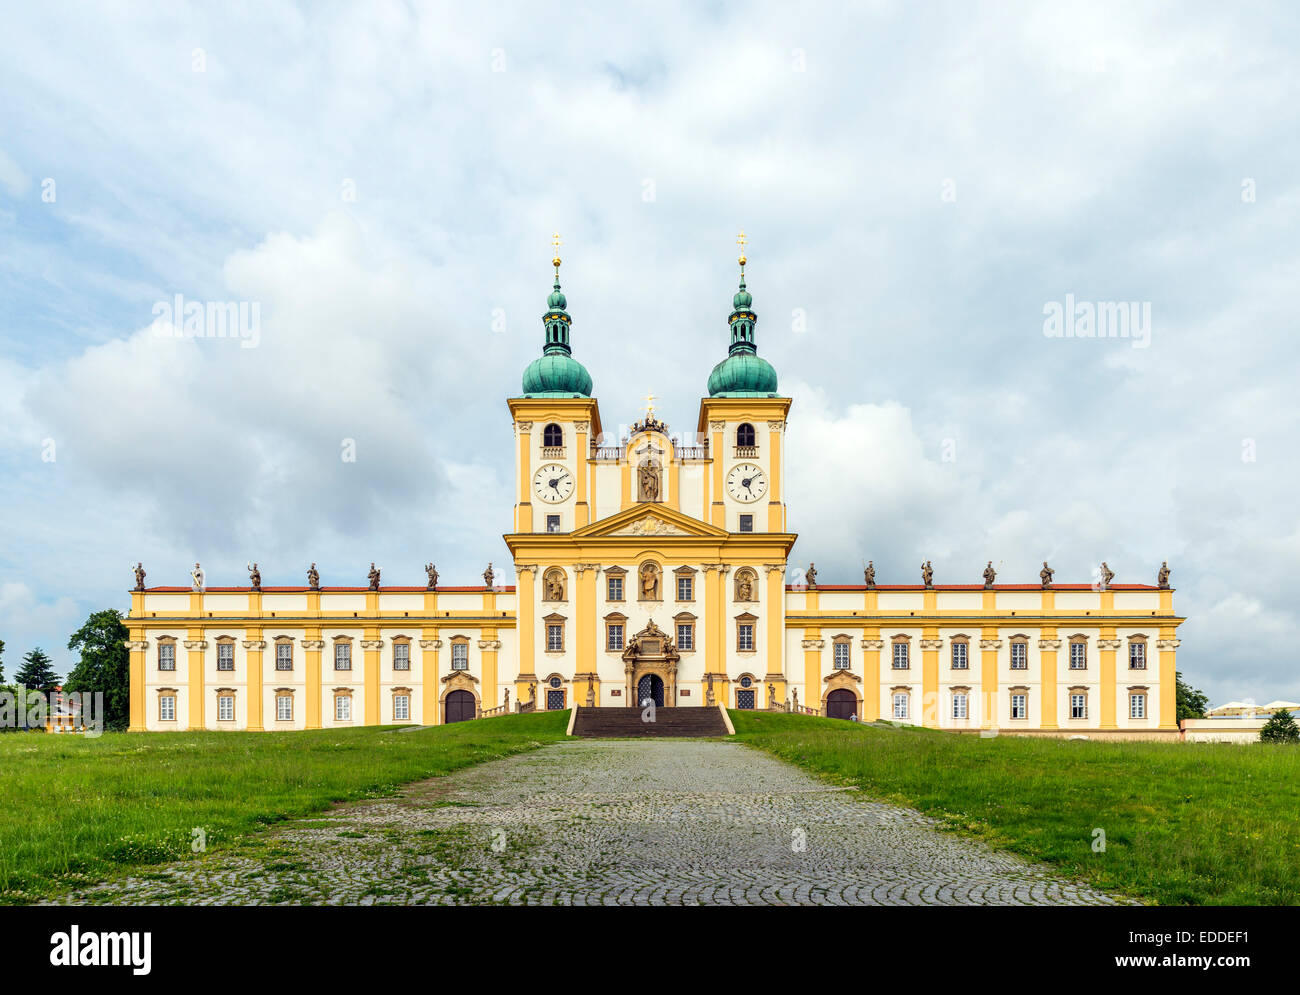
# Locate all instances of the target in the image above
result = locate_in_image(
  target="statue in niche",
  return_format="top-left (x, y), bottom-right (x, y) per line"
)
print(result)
top-left (736, 571), bottom-right (754, 602)
top-left (639, 562), bottom-right (660, 600)
top-left (637, 458), bottom-right (661, 502)
top-left (308, 563), bottom-right (320, 590)
top-left (545, 571), bottom-right (565, 601)
top-left (133, 562), bottom-right (146, 591)
top-left (1040, 561), bottom-right (1054, 589)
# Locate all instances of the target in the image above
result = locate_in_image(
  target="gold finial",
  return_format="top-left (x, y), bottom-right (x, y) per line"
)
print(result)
top-left (644, 392), bottom-right (657, 418)
top-left (736, 229), bottom-right (747, 270)
top-left (551, 231), bottom-right (563, 276)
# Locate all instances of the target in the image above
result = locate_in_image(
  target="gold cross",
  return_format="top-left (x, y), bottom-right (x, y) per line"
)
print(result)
top-left (644, 392), bottom-right (657, 417)
top-left (737, 229), bottom-right (747, 268)
top-left (551, 231), bottom-right (563, 273)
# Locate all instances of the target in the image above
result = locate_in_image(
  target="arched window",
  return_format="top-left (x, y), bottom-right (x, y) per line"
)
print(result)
top-left (736, 422), bottom-right (756, 448)
top-left (543, 423), bottom-right (563, 447)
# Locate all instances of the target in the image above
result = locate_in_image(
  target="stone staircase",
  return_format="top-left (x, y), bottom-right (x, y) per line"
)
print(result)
top-left (571, 705), bottom-right (729, 738)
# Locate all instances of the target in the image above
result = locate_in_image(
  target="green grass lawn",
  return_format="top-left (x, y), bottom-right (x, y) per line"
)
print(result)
top-left (0, 712), bottom-right (570, 903)
top-left (729, 711), bottom-right (1300, 905)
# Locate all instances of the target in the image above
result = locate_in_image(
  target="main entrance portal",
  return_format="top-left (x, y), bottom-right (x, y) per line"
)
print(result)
top-left (637, 674), bottom-right (665, 708)
top-left (623, 620), bottom-right (680, 707)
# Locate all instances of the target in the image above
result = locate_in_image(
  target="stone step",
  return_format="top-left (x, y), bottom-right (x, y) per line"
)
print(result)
top-left (571, 706), bottom-right (728, 738)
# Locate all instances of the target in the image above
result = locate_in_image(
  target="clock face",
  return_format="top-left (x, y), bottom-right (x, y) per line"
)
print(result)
top-left (727, 463), bottom-right (768, 503)
top-left (533, 463), bottom-right (574, 504)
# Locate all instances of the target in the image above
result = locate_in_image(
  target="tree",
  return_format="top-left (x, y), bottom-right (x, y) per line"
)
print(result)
top-left (1260, 709), bottom-right (1300, 745)
top-left (1176, 672), bottom-right (1209, 721)
top-left (64, 610), bottom-right (131, 733)
top-left (14, 648), bottom-right (60, 696)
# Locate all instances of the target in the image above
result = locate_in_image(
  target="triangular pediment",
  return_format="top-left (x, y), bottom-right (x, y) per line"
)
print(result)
top-left (571, 504), bottom-right (729, 539)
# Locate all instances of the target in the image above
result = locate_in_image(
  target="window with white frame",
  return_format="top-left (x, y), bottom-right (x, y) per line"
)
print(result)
top-left (451, 642), bottom-right (469, 670)
top-left (547, 624), bottom-right (564, 652)
top-left (952, 692), bottom-right (968, 719)
top-left (1010, 641), bottom-right (1028, 670)
top-left (892, 641), bottom-right (909, 669)
top-left (1129, 641), bottom-right (1146, 669)
top-left (217, 642), bottom-right (234, 671)
top-left (607, 624), bottom-right (623, 651)
top-left (1070, 693), bottom-right (1087, 719)
top-left (737, 623), bottom-right (755, 652)
top-left (951, 641), bottom-right (968, 669)
top-left (1069, 640), bottom-right (1087, 669)
top-left (677, 575), bottom-right (693, 601)
top-left (676, 623), bottom-right (694, 650)
top-left (158, 643), bottom-right (175, 671)
top-left (276, 695), bottom-right (292, 721)
top-left (892, 693), bottom-right (909, 719)
top-left (393, 642), bottom-right (410, 671)
top-left (1010, 693), bottom-right (1028, 720)
top-left (395, 695), bottom-right (410, 721)
top-left (607, 576), bottom-right (623, 601)
top-left (218, 695), bottom-right (234, 721)
top-left (833, 642), bottom-right (850, 669)
top-left (1130, 693), bottom-right (1146, 719)
top-left (335, 696), bottom-right (351, 721)
top-left (334, 642), bottom-right (351, 670)
top-left (159, 696), bottom-right (175, 721)
top-left (275, 642), bottom-right (292, 670)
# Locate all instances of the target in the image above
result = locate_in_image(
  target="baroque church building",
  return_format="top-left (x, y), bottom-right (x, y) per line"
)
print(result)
top-left (126, 242), bottom-right (1185, 738)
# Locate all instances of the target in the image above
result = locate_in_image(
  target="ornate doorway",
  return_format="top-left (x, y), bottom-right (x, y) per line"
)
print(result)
top-left (444, 689), bottom-right (476, 724)
top-left (826, 688), bottom-right (857, 720)
top-left (637, 674), bottom-right (665, 708)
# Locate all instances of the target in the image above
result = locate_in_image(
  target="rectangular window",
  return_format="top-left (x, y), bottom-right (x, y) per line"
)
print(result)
top-left (158, 644), bottom-right (175, 671)
top-left (736, 689), bottom-right (756, 709)
top-left (547, 624), bottom-right (564, 652)
top-left (216, 642), bottom-right (234, 671)
top-left (334, 643), bottom-right (351, 670)
top-left (677, 576), bottom-right (693, 601)
top-left (892, 642), bottom-right (909, 669)
top-left (395, 695), bottom-right (410, 721)
top-left (951, 642), bottom-right (968, 669)
top-left (159, 696), bottom-right (175, 721)
top-left (335, 696), bottom-right (351, 721)
top-left (607, 576), bottom-right (623, 601)
top-left (276, 695), bottom-right (292, 721)
top-left (1129, 642), bottom-right (1146, 669)
top-left (1130, 694), bottom-right (1146, 719)
top-left (607, 624), bottom-right (623, 651)
top-left (893, 694), bottom-right (909, 719)
top-left (677, 623), bottom-right (694, 650)
top-left (218, 695), bottom-right (234, 722)
top-left (737, 623), bottom-right (754, 652)
top-left (1011, 693), bottom-right (1028, 720)
top-left (393, 643), bottom-right (410, 671)
top-left (1070, 693), bottom-right (1087, 719)
top-left (739, 514), bottom-right (754, 533)
top-left (1010, 642), bottom-right (1027, 670)
top-left (1069, 642), bottom-right (1087, 669)
top-left (833, 642), bottom-right (850, 669)
top-left (452, 642), bottom-right (468, 670)
top-left (546, 514), bottom-right (561, 533)
top-left (275, 642), bottom-right (293, 671)
top-left (952, 693), bottom-right (968, 719)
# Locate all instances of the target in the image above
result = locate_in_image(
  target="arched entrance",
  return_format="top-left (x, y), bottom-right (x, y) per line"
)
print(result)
top-left (826, 688), bottom-right (857, 720)
top-left (637, 674), bottom-right (665, 708)
top-left (444, 689), bottom-right (476, 724)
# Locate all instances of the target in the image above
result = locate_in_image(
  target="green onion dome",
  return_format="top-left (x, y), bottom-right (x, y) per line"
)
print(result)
top-left (707, 274), bottom-right (778, 397)
top-left (522, 274), bottom-right (592, 397)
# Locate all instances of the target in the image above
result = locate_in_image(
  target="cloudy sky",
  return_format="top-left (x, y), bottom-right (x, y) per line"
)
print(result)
top-left (1, 2), bottom-right (1297, 705)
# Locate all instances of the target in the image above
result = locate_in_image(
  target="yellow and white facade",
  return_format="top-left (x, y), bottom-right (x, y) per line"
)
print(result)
top-left (126, 248), bottom-right (1186, 737)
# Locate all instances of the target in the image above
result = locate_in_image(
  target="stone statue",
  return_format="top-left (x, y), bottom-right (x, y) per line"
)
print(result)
top-left (585, 681), bottom-right (595, 708)
top-left (1040, 561), bottom-right (1054, 589)
top-left (133, 562), bottom-right (146, 591)
top-left (368, 562), bottom-right (381, 591)
top-left (483, 562), bottom-right (494, 589)
top-left (308, 563), bottom-right (320, 590)
top-left (768, 682), bottom-right (776, 707)
top-left (1099, 561), bottom-right (1114, 590)
top-left (983, 561), bottom-right (996, 589)
top-left (639, 562), bottom-right (659, 600)
top-left (425, 562), bottom-right (439, 590)
top-left (705, 672), bottom-right (715, 706)
top-left (1157, 561), bottom-right (1171, 589)
top-left (637, 458), bottom-right (661, 502)
top-left (546, 572), bottom-right (565, 600)
top-left (806, 563), bottom-right (818, 589)
top-left (191, 562), bottom-right (204, 591)
top-left (247, 562), bottom-right (261, 590)
top-left (863, 560), bottom-right (875, 589)
top-left (921, 560), bottom-right (933, 588)
top-left (737, 572), bottom-right (754, 602)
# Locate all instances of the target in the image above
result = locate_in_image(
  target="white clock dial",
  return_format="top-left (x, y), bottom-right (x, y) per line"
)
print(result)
top-left (726, 463), bottom-right (767, 503)
top-left (533, 463), bottom-right (574, 504)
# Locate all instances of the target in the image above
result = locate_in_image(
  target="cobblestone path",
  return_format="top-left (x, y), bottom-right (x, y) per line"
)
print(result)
top-left (57, 741), bottom-right (1129, 906)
